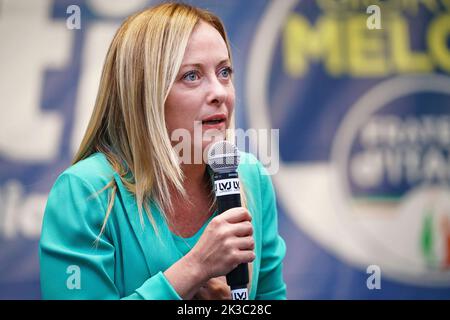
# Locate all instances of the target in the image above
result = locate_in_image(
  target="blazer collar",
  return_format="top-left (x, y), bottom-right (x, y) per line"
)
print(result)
top-left (112, 172), bottom-right (182, 276)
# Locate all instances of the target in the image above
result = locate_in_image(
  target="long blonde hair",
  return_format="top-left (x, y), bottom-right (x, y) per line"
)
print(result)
top-left (73, 3), bottom-right (239, 235)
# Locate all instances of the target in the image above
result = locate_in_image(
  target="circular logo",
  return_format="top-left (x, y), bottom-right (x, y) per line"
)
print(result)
top-left (246, 0), bottom-right (450, 286)
top-left (332, 75), bottom-right (450, 285)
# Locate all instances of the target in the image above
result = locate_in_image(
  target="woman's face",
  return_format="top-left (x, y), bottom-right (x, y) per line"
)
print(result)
top-left (165, 21), bottom-right (235, 159)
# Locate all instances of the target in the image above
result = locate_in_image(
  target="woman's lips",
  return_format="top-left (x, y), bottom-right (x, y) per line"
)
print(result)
top-left (201, 118), bottom-right (226, 130)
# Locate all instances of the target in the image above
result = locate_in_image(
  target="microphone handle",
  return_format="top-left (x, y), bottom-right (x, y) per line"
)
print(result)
top-left (217, 194), bottom-right (249, 289)
top-left (214, 171), bottom-right (249, 300)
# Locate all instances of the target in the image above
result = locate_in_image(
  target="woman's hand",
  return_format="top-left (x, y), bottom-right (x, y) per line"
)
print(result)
top-left (193, 276), bottom-right (231, 300)
top-left (187, 207), bottom-right (255, 281)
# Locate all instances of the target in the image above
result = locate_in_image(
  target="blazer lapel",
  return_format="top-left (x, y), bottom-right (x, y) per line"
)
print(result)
top-left (112, 172), bottom-right (181, 276)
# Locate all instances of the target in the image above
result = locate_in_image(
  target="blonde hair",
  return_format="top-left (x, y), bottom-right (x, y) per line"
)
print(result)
top-left (73, 3), bottom-right (243, 236)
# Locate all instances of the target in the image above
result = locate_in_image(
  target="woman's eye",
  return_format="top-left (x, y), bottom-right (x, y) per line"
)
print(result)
top-left (219, 67), bottom-right (233, 79)
top-left (182, 71), bottom-right (199, 82)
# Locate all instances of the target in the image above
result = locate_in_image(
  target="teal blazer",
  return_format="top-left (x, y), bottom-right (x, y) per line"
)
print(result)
top-left (39, 152), bottom-right (287, 299)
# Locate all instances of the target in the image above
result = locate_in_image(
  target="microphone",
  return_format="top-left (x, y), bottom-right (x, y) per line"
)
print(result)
top-left (207, 140), bottom-right (249, 300)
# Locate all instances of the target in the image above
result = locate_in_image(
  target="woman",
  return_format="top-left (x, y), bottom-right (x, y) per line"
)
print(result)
top-left (39, 2), bottom-right (286, 300)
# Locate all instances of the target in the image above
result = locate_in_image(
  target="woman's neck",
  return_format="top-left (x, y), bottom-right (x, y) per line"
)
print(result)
top-left (166, 163), bottom-right (214, 235)
top-left (181, 163), bottom-right (208, 187)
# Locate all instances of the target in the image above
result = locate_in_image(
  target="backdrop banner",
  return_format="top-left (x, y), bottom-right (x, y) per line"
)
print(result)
top-left (1, 0), bottom-right (449, 299)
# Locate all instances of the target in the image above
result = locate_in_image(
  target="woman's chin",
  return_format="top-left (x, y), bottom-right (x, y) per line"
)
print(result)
top-left (202, 135), bottom-right (226, 149)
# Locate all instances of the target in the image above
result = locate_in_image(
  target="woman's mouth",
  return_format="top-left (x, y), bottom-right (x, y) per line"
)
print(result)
top-left (201, 114), bottom-right (227, 129)
top-left (202, 119), bottom-right (225, 125)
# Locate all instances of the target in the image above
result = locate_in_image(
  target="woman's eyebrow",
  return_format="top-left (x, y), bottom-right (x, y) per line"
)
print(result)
top-left (180, 59), bottom-right (231, 69)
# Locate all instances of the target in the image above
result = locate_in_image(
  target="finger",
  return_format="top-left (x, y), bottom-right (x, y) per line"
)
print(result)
top-left (198, 280), bottom-right (231, 300)
top-left (209, 280), bottom-right (230, 293)
top-left (235, 236), bottom-right (255, 251)
top-left (207, 277), bottom-right (226, 286)
top-left (215, 276), bottom-right (227, 284)
top-left (196, 286), bottom-right (212, 300)
top-left (235, 250), bottom-right (256, 265)
top-left (232, 221), bottom-right (253, 237)
top-left (221, 207), bottom-right (251, 224)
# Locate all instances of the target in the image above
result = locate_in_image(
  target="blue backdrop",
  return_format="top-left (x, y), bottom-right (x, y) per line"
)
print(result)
top-left (1, 0), bottom-right (450, 299)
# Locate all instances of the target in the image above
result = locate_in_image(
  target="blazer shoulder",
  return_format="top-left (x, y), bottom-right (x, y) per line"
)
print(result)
top-left (61, 152), bottom-right (115, 189)
top-left (238, 151), bottom-right (267, 182)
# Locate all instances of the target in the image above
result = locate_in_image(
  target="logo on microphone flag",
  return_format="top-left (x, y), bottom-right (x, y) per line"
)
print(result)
top-left (231, 288), bottom-right (248, 300)
top-left (214, 179), bottom-right (241, 197)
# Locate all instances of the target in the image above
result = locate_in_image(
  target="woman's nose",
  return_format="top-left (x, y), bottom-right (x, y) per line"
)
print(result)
top-left (207, 77), bottom-right (227, 106)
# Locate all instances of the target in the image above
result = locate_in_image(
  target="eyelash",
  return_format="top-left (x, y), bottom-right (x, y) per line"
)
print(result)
top-left (181, 66), bottom-right (233, 82)
top-left (182, 71), bottom-right (199, 81)
top-left (219, 67), bottom-right (233, 78)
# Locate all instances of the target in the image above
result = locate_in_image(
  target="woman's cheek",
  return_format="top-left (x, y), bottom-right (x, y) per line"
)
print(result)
top-left (227, 93), bottom-right (235, 114)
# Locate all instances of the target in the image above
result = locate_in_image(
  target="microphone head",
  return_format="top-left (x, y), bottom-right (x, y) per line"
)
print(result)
top-left (207, 140), bottom-right (240, 173)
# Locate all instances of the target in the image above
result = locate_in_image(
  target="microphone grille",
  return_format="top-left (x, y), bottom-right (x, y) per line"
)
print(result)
top-left (207, 140), bottom-right (240, 173)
